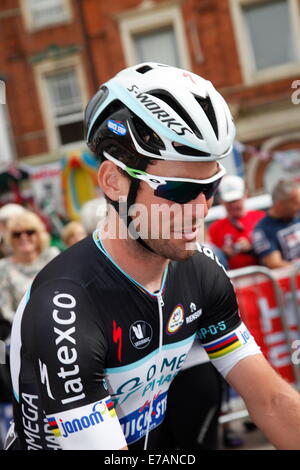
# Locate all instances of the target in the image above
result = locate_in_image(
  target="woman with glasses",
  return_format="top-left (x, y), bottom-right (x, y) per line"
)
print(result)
top-left (0, 210), bottom-right (59, 330)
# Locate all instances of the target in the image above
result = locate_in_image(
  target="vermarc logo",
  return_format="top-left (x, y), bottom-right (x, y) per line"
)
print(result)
top-left (130, 321), bottom-right (153, 349)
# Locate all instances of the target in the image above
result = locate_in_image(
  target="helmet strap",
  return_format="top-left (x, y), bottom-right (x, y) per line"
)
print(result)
top-left (110, 157), bottom-right (157, 255)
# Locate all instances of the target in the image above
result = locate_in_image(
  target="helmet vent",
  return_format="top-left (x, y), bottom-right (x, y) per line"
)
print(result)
top-left (149, 89), bottom-right (203, 139)
top-left (172, 143), bottom-right (210, 157)
top-left (131, 113), bottom-right (165, 153)
top-left (193, 95), bottom-right (219, 139)
top-left (136, 65), bottom-right (153, 74)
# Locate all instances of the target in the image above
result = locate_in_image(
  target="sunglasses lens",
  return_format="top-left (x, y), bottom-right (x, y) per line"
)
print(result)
top-left (26, 230), bottom-right (36, 236)
top-left (12, 232), bottom-right (21, 239)
top-left (12, 229), bottom-right (36, 238)
top-left (202, 178), bottom-right (222, 199)
top-left (154, 179), bottom-right (222, 204)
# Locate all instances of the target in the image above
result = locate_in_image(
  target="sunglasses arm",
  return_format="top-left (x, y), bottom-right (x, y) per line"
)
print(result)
top-left (103, 151), bottom-right (164, 189)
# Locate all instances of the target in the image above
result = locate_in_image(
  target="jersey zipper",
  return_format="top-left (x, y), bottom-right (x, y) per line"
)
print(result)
top-left (143, 293), bottom-right (164, 450)
top-left (157, 293), bottom-right (164, 350)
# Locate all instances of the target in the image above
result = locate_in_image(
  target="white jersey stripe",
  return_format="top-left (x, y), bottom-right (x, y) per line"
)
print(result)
top-left (10, 289), bottom-right (31, 402)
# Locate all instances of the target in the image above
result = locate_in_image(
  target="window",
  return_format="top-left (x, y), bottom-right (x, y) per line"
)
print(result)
top-left (45, 69), bottom-right (84, 146)
top-left (244, 0), bottom-right (296, 70)
top-left (133, 26), bottom-right (180, 66)
top-left (230, 0), bottom-right (300, 83)
top-left (34, 55), bottom-right (88, 152)
top-left (116, 2), bottom-right (191, 70)
top-left (0, 82), bottom-right (15, 165)
top-left (22, 0), bottom-right (71, 30)
top-left (0, 105), bottom-right (15, 165)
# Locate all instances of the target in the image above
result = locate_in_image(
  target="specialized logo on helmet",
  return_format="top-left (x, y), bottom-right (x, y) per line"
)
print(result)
top-left (167, 305), bottom-right (185, 334)
top-left (107, 119), bottom-right (127, 136)
top-left (127, 84), bottom-right (193, 137)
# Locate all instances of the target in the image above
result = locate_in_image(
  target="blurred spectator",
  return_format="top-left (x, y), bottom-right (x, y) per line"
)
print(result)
top-left (203, 228), bottom-right (229, 270)
top-left (61, 221), bottom-right (87, 248)
top-left (252, 179), bottom-right (300, 268)
top-left (0, 204), bottom-right (26, 259)
top-left (0, 211), bottom-right (59, 331)
top-left (208, 175), bottom-right (265, 270)
top-left (80, 197), bottom-right (107, 234)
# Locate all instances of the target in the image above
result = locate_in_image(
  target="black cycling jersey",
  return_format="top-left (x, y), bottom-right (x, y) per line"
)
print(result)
top-left (7, 232), bottom-right (259, 450)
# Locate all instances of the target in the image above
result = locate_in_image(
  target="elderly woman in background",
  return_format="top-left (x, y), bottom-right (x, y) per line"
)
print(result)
top-left (61, 220), bottom-right (87, 248)
top-left (0, 210), bottom-right (60, 329)
top-left (0, 203), bottom-right (26, 259)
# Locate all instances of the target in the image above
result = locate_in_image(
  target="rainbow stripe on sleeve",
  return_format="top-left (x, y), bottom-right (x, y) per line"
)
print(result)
top-left (203, 332), bottom-right (242, 359)
top-left (105, 398), bottom-right (117, 417)
top-left (47, 417), bottom-right (62, 437)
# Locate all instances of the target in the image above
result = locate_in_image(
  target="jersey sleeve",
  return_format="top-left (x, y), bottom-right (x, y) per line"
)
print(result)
top-left (195, 249), bottom-right (261, 378)
top-left (21, 278), bottom-right (127, 450)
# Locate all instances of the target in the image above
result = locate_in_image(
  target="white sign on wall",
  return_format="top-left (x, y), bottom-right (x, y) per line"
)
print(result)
top-left (28, 162), bottom-right (65, 215)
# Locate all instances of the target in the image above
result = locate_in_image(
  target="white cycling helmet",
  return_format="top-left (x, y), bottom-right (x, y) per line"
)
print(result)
top-left (85, 62), bottom-right (236, 162)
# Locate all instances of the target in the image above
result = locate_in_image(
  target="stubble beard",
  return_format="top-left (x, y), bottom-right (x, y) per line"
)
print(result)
top-left (138, 236), bottom-right (198, 261)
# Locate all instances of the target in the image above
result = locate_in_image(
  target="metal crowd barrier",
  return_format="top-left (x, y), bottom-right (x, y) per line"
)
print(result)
top-left (290, 263), bottom-right (300, 334)
top-left (219, 265), bottom-right (300, 425)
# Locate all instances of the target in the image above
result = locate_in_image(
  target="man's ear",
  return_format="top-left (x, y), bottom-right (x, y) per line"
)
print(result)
top-left (97, 161), bottom-right (129, 201)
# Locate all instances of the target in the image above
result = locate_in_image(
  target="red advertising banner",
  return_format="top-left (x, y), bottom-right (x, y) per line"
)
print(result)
top-left (232, 270), bottom-right (300, 384)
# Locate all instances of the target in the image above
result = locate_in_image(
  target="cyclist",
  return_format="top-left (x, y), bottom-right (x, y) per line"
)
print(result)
top-left (6, 63), bottom-right (300, 450)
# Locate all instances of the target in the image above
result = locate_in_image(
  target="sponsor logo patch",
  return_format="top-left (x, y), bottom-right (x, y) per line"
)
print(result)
top-left (48, 399), bottom-right (117, 439)
top-left (52, 293), bottom-right (85, 405)
top-left (107, 119), bottom-right (127, 136)
top-left (130, 321), bottom-right (153, 349)
top-left (120, 392), bottom-right (168, 444)
top-left (186, 308), bottom-right (202, 324)
top-left (112, 320), bottom-right (123, 362)
top-left (167, 305), bottom-right (184, 335)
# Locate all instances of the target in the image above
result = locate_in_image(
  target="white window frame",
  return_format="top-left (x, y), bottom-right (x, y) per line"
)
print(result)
top-left (0, 103), bottom-right (16, 165)
top-left (20, 0), bottom-right (72, 32)
top-left (34, 56), bottom-right (88, 153)
top-left (115, 0), bottom-right (191, 70)
top-left (229, 0), bottom-right (300, 84)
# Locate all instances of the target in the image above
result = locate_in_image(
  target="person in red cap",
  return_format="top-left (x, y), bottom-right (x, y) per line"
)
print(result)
top-left (208, 175), bottom-right (265, 270)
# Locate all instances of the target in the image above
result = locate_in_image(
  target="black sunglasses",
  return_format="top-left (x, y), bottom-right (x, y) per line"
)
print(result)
top-left (103, 151), bottom-right (226, 204)
top-left (12, 229), bottom-right (37, 239)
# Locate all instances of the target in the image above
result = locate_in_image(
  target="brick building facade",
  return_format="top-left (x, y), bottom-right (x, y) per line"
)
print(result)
top-left (0, 0), bottom-right (300, 193)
